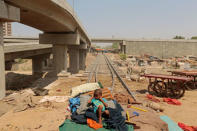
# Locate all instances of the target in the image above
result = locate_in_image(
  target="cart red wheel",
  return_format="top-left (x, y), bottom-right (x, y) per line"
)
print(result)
top-left (169, 82), bottom-right (185, 99)
top-left (148, 81), bottom-right (167, 97)
top-left (148, 82), bottom-right (156, 96)
top-left (154, 81), bottom-right (167, 97)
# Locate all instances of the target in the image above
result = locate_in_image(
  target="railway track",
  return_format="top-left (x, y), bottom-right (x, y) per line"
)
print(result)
top-left (87, 54), bottom-right (136, 101)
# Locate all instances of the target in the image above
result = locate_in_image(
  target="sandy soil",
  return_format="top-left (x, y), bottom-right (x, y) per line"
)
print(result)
top-left (1, 53), bottom-right (197, 131)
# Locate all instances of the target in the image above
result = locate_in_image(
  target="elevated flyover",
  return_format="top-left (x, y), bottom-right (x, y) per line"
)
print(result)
top-left (0, 0), bottom-right (90, 99)
top-left (4, 0), bottom-right (91, 45)
top-left (4, 44), bottom-right (52, 61)
top-left (91, 38), bottom-right (126, 54)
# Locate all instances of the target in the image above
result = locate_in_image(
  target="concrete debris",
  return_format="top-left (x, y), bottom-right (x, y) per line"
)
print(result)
top-left (3, 92), bottom-right (37, 112)
top-left (33, 88), bottom-right (49, 96)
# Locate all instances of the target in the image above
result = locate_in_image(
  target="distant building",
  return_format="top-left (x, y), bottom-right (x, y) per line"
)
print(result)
top-left (3, 22), bottom-right (12, 36)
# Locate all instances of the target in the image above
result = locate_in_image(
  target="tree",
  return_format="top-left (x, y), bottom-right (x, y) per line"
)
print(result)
top-left (112, 43), bottom-right (119, 49)
top-left (173, 36), bottom-right (185, 39)
top-left (191, 36), bottom-right (197, 40)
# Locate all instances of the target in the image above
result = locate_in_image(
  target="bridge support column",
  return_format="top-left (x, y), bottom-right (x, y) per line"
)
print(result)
top-left (39, 33), bottom-right (81, 76)
top-left (0, 1), bottom-right (20, 99)
top-left (79, 49), bottom-right (87, 70)
top-left (69, 45), bottom-right (79, 74)
top-left (123, 45), bottom-right (126, 54)
top-left (0, 22), bottom-right (5, 99)
top-left (32, 55), bottom-right (44, 76)
top-left (53, 44), bottom-right (68, 75)
top-left (120, 43), bottom-right (124, 54)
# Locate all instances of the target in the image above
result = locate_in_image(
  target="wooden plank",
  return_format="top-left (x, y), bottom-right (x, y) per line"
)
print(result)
top-left (144, 74), bottom-right (192, 81)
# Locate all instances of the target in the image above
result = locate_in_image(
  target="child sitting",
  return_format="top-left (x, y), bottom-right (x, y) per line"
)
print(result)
top-left (88, 89), bottom-right (109, 125)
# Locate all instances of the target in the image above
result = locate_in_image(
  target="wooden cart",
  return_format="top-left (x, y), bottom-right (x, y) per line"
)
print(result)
top-left (144, 74), bottom-right (192, 98)
top-left (169, 70), bottom-right (197, 89)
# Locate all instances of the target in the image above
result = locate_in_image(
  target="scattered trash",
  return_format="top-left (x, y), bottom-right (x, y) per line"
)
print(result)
top-left (160, 115), bottom-right (183, 131)
top-left (56, 89), bottom-right (61, 92)
top-left (146, 102), bottom-right (164, 112)
top-left (33, 88), bottom-right (49, 96)
top-left (130, 111), bottom-right (139, 118)
top-left (127, 105), bottom-right (147, 112)
top-left (146, 94), bottom-right (160, 103)
top-left (178, 122), bottom-right (197, 131)
top-left (163, 98), bottom-right (181, 105)
top-left (3, 92), bottom-right (37, 112)
top-left (39, 96), bottom-right (70, 103)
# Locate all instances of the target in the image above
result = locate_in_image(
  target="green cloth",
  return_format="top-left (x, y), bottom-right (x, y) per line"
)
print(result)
top-left (98, 82), bottom-right (104, 88)
top-left (160, 115), bottom-right (183, 131)
top-left (59, 119), bottom-right (134, 131)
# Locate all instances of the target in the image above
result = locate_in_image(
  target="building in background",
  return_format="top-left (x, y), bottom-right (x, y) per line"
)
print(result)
top-left (3, 22), bottom-right (12, 36)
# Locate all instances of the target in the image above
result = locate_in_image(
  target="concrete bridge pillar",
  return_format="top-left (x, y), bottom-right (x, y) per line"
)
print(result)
top-left (79, 49), bottom-right (87, 70)
top-left (0, 1), bottom-right (20, 99)
top-left (123, 45), bottom-right (126, 54)
top-left (53, 44), bottom-right (68, 75)
top-left (69, 45), bottom-right (79, 74)
top-left (32, 55), bottom-right (44, 76)
top-left (0, 22), bottom-right (5, 99)
top-left (39, 33), bottom-right (80, 75)
top-left (120, 43), bottom-right (124, 54)
top-left (120, 41), bottom-right (126, 54)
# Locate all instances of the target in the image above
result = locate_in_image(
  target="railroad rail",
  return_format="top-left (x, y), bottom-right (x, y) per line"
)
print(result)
top-left (103, 54), bottom-right (137, 101)
top-left (87, 54), bottom-right (137, 101)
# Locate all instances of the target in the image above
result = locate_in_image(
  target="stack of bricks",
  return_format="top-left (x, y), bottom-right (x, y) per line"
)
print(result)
top-left (113, 93), bottom-right (134, 104)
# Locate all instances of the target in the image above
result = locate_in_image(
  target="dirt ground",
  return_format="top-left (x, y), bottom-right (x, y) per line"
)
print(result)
top-left (0, 53), bottom-right (197, 131)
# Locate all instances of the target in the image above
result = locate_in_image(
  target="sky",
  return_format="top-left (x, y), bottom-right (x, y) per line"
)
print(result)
top-left (12, 0), bottom-right (197, 40)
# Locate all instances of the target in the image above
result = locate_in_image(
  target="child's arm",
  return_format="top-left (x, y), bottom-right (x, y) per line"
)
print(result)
top-left (99, 98), bottom-right (108, 107)
top-left (88, 97), bottom-right (94, 105)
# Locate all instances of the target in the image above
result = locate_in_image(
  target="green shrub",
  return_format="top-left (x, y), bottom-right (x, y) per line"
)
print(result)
top-left (119, 54), bottom-right (127, 60)
top-left (173, 36), bottom-right (185, 39)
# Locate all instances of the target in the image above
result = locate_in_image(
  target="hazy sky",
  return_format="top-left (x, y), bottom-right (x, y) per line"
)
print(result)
top-left (12, 0), bottom-right (197, 40)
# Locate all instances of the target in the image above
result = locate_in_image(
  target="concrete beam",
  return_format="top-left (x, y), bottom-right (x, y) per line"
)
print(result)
top-left (69, 45), bottom-right (79, 74)
top-left (0, 1), bottom-right (20, 22)
top-left (5, 48), bottom-right (52, 61)
top-left (91, 38), bottom-right (124, 44)
top-left (0, 22), bottom-right (5, 100)
top-left (53, 44), bottom-right (68, 75)
top-left (39, 33), bottom-right (80, 45)
top-left (79, 43), bottom-right (87, 49)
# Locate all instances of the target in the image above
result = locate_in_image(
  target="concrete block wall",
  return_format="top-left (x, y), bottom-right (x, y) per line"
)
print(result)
top-left (125, 40), bottom-right (197, 58)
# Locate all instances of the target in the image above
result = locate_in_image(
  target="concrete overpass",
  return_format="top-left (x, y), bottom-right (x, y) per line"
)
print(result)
top-left (0, 0), bottom-right (91, 99)
top-left (91, 38), bottom-right (127, 54)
